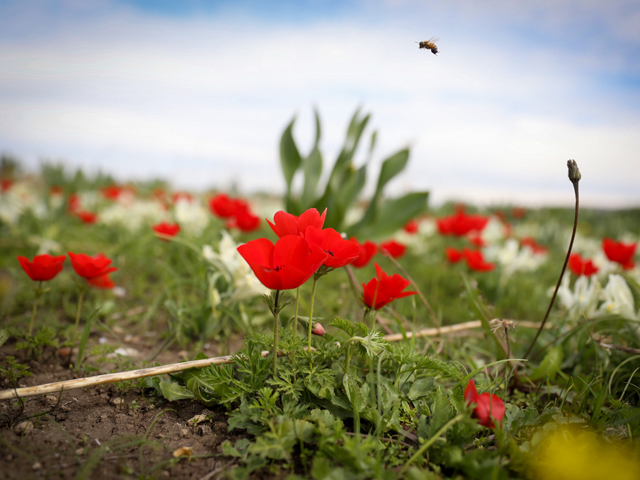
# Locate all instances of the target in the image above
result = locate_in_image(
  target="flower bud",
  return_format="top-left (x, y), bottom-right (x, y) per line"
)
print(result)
top-left (312, 322), bottom-right (325, 336)
top-left (567, 159), bottom-right (581, 183)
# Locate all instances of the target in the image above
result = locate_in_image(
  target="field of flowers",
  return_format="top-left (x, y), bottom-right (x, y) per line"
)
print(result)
top-left (1, 119), bottom-right (640, 479)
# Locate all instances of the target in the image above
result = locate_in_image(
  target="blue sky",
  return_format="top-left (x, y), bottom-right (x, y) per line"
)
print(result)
top-left (1, 0), bottom-right (639, 207)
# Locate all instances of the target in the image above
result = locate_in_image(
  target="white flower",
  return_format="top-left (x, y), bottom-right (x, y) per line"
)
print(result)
top-left (556, 275), bottom-right (601, 321)
top-left (485, 238), bottom-right (547, 280)
top-left (204, 232), bottom-right (269, 302)
top-left (174, 198), bottom-right (209, 236)
top-left (480, 217), bottom-right (507, 245)
top-left (596, 274), bottom-right (637, 320)
top-left (100, 199), bottom-right (166, 231)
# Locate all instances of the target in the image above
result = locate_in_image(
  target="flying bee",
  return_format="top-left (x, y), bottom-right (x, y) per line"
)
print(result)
top-left (418, 37), bottom-right (439, 55)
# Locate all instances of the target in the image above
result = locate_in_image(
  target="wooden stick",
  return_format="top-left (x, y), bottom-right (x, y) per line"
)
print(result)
top-left (0, 320), bottom-right (544, 401)
top-left (599, 342), bottom-right (640, 355)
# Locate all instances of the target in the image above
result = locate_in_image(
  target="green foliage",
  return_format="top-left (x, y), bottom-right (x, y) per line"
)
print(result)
top-left (278, 108), bottom-right (429, 239)
top-left (0, 356), bottom-right (32, 388)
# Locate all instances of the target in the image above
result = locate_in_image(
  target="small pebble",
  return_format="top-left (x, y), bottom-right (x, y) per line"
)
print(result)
top-left (197, 425), bottom-right (212, 436)
top-left (15, 421), bottom-right (34, 435)
top-left (32, 462), bottom-right (42, 470)
top-left (110, 397), bottom-right (124, 406)
top-left (188, 414), bottom-right (207, 426)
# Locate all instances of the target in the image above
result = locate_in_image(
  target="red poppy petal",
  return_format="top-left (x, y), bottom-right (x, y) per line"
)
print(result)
top-left (464, 380), bottom-right (479, 404)
top-left (237, 238), bottom-right (275, 269)
top-left (271, 211), bottom-right (300, 237)
top-left (298, 208), bottom-right (324, 233)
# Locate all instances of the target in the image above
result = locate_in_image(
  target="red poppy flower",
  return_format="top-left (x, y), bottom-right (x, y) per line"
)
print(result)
top-left (68, 252), bottom-right (117, 280)
top-left (304, 227), bottom-right (360, 269)
top-left (76, 210), bottom-right (98, 224)
top-left (266, 208), bottom-right (327, 238)
top-left (152, 222), bottom-right (181, 239)
top-left (603, 238), bottom-right (636, 269)
top-left (237, 236), bottom-right (327, 290)
top-left (437, 211), bottom-right (489, 237)
top-left (17, 254), bottom-right (66, 282)
top-left (209, 193), bottom-right (237, 218)
top-left (350, 237), bottom-right (377, 268)
top-left (88, 273), bottom-right (115, 289)
top-left (230, 208), bottom-right (261, 232)
top-left (520, 237), bottom-right (548, 254)
top-left (172, 192), bottom-right (193, 204)
top-left (464, 380), bottom-right (505, 428)
top-left (445, 247), bottom-right (464, 263)
top-left (1, 179), bottom-right (12, 192)
top-left (50, 186), bottom-right (64, 196)
top-left (68, 194), bottom-right (81, 213)
top-left (403, 219), bottom-right (419, 234)
top-left (101, 185), bottom-right (124, 201)
top-left (362, 263), bottom-right (417, 310)
top-left (467, 234), bottom-right (485, 247)
top-left (464, 249), bottom-right (495, 272)
top-left (380, 240), bottom-right (407, 259)
top-left (568, 253), bottom-right (598, 277)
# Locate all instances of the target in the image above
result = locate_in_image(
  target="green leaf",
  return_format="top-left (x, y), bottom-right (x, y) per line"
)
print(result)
top-left (530, 346), bottom-right (564, 381)
top-left (0, 329), bottom-right (8, 348)
top-left (348, 192), bottom-right (429, 240)
top-left (301, 146), bottom-right (323, 206)
top-left (375, 149), bottom-right (410, 194)
top-left (76, 307), bottom-right (100, 367)
top-left (159, 380), bottom-right (195, 401)
top-left (408, 378), bottom-right (435, 401)
top-left (280, 117), bottom-right (302, 194)
top-left (221, 440), bottom-right (243, 458)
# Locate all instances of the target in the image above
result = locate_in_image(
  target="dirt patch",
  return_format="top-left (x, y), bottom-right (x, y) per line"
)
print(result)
top-left (0, 346), bottom-right (245, 479)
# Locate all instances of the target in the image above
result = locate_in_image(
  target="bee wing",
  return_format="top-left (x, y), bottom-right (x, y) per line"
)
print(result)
top-left (429, 37), bottom-right (440, 43)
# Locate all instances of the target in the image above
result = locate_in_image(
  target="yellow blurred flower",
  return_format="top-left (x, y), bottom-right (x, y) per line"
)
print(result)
top-left (530, 426), bottom-right (640, 480)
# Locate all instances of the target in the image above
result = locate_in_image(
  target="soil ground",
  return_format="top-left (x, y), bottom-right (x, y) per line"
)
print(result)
top-left (0, 338), bottom-right (248, 480)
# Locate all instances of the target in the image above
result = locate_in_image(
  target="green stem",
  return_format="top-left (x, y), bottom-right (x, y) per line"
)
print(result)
top-left (369, 309), bottom-right (379, 331)
top-left (344, 343), bottom-right (352, 375)
top-left (292, 287), bottom-right (300, 336)
top-left (307, 277), bottom-right (319, 350)
top-left (28, 282), bottom-right (42, 335)
top-left (273, 290), bottom-right (281, 377)
top-left (74, 287), bottom-right (86, 341)
top-left (399, 414), bottom-right (464, 476)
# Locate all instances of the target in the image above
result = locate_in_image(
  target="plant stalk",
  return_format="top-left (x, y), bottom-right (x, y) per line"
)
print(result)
top-left (272, 290), bottom-right (281, 376)
top-left (28, 282), bottom-right (42, 335)
top-left (307, 277), bottom-right (319, 350)
top-left (73, 286), bottom-right (87, 341)
top-left (524, 160), bottom-right (581, 360)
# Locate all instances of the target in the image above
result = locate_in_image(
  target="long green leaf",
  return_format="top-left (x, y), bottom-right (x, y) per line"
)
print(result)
top-left (279, 117), bottom-right (302, 195)
top-left (348, 192), bottom-right (428, 240)
top-left (375, 149), bottom-right (409, 194)
top-left (301, 146), bottom-right (323, 206)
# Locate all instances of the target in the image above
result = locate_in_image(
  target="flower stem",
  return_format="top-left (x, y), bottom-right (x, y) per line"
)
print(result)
top-left (307, 277), bottom-right (319, 350)
top-left (292, 287), bottom-right (300, 336)
top-left (272, 290), bottom-right (281, 377)
top-left (28, 282), bottom-right (42, 336)
top-left (524, 160), bottom-right (581, 360)
top-left (74, 287), bottom-right (87, 342)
